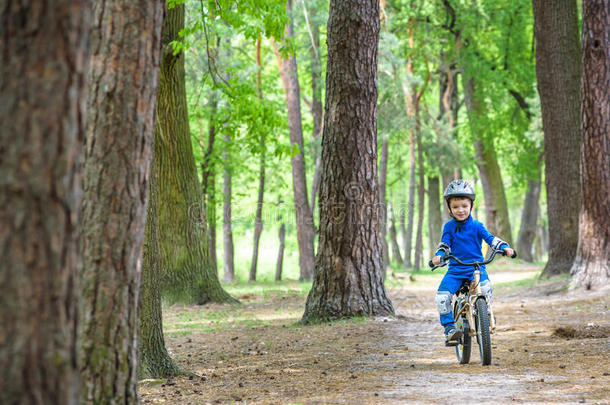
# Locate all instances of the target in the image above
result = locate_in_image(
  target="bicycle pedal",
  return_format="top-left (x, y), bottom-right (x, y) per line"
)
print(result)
top-left (445, 340), bottom-right (458, 347)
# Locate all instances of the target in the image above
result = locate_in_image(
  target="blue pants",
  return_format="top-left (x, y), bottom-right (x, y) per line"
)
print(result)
top-left (436, 269), bottom-right (491, 326)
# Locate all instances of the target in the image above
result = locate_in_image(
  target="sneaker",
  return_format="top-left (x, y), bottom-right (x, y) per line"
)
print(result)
top-left (444, 324), bottom-right (463, 345)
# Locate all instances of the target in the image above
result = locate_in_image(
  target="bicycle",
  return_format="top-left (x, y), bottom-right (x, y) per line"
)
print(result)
top-left (429, 247), bottom-right (517, 366)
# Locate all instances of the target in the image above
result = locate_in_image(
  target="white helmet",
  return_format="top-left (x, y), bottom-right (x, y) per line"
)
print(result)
top-left (443, 179), bottom-right (475, 207)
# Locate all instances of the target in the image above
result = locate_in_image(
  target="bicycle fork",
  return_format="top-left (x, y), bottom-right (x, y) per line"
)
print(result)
top-left (470, 268), bottom-right (496, 332)
top-left (456, 268), bottom-right (496, 336)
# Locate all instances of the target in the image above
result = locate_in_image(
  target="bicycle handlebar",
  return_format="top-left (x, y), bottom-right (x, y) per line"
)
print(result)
top-left (428, 247), bottom-right (517, 271)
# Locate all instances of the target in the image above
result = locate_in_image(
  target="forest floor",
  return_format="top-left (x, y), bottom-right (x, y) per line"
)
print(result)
top-left (139, 260), bottom-right (610, 404)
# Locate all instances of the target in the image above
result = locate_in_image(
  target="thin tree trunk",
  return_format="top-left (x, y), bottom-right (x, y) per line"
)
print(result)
top-left (389, 209), bottom-right (404, 265)
top-left (570, 0), bottom-right (610, 291)
top-left (533, 0), bottom-right (582, 277)
top-left (274, 0), bottom-right (315, 281)
top-left (516, 174), bottom-right (542, 262)
top-left (413, 94), bottom-right (425, 271)
top-left (154, 3), bottom-right (235, 303)
top-left (401, 59), bottom-right (417, 268)
top-left (427, 176), bottom-right (442, 258)
top-left (223, 133), bottom-right (235, 282)
top-left (463, 75), bottom-right (513, 244)
top-left (250, 38), bottom-right (266, 282)
top-left (309, 9), bottom-right (324, 216)
top-left (139, 156), bottom-right (180, 378)
top-left (302, 0), bottom-right (394, 322)
top-left (400, 196), bottom-right (409, 263)
top-left (439, 51), bottom-right (461, 184)
top-left (79, 0), bottom-right (163, 401)
top-left (201, 91), bottom-right (218, 271)
top-left (0, 2), bottom-right (90, 402)
top-left (379, 137), bottom-right (390, 275)
top-left (276, 223), bottom-right (286, 281)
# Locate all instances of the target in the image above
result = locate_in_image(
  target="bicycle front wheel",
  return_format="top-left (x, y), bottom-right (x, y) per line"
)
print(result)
top-left (475, 298), bottom-right (492, 365)
top-left (453, 299), bottom-right (471, 364)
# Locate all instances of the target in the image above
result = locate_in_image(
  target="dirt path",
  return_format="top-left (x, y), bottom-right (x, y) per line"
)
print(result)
top-left (140, 265), bottom-right (609, 404)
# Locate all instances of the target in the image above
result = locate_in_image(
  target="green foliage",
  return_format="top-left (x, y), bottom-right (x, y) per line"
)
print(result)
top-left (175, 0), bottom-right (547, 281)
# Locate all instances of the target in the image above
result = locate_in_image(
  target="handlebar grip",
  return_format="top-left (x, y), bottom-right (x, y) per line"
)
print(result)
top-left (428, 260), bottom-right (435, 268)
top-left (511, 250), bottom-right (518, 259)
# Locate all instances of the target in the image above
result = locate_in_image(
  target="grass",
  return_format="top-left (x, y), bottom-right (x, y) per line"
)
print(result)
top-left (223, 280), bottom-right (312, 298)
top-left (494, 272), bottom-right (570, 293)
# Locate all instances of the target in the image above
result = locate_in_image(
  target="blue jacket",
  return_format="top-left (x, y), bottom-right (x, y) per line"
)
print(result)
top-left (435, 215), bottom-right (507, 274)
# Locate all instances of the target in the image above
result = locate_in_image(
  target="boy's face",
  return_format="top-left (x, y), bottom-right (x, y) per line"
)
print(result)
top-left (449, 197), bottom-right (472, 221)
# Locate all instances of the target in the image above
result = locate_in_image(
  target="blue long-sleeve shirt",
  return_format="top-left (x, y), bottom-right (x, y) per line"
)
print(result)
top-left (435, 215), bottom-right (507, 274)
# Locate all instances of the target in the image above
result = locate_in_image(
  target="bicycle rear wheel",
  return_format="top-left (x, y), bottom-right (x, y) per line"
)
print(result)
top-left (453, 299), bottom-right (471, 364)
top-left (475, 298), bottom-right (492, 365)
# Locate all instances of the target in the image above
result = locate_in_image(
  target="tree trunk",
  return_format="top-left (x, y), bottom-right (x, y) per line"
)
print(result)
top-left (208, 175), bottom-right (219, 270)
top-left (532, 0), bottom-right (582, 277)
top-left (389, 209), bottom-right (404, 265)
top-left (250, 38), bottom-right (266, 282)
top-left (302, 0), bottom-right (394, 323)
top-left (538, 222), bottom-right (550, 257)
top-left (399, 197), bottom-right (409, 261)
top-left (223, 133), bottom-right (235, 283)
top-left (139, 156), bottom-right (181, 378)
top-left (201, 91), bottom-right (219, 271)
top-left (438, 53), bottom-right (461, 185)
top-left (516, 175), bottom-right (542, 262)
top-left (378, 137), bottom-right (390, 275)
top-left (413, 97), bottom-right (425, 271)
top-left (427, 176), bottom-right (443, 258)
top-left (79, 0), bottom-right (163, 401)
top-left (570, 0), bottom-right (610, 291)
top-left (249, 147), bottom-right (264, 282)
top-left (310, 11), bottom-right (324, 216)
top-left (401, 74), bottom-right (416, 269)
top-left (154, 3), bottom-right (235, 303)
top-left (0, 2), bottom-right (90, 402)
top-left (276, 223), bottom-right (286, 281)
top-left (274, 0), bottom-right (315, 281)
top-left (463, 75), bottom-right (513, 244)
top-left (404, 139), bottom-right (416, 269)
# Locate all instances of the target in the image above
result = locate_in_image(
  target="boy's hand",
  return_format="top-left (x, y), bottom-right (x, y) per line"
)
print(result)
top-left (504, 247), bottom-right (515, 258)
top-left (432, 255), bottom-right (442, 266)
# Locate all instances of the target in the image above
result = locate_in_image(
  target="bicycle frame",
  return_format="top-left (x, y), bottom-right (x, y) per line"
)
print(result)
top-left (453, 267), bottom-right (496, 336)
top-left (432, 248), bottom-right (506, 336)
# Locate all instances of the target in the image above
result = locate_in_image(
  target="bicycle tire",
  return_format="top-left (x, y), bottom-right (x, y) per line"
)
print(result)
top-left (453, 299), bottom-right (471, 364)
top-left (475, 298), bottom-right (492, 365)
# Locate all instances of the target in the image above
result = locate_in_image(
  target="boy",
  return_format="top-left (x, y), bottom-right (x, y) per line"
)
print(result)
top-left (431, 179), bottom-right (514, 344)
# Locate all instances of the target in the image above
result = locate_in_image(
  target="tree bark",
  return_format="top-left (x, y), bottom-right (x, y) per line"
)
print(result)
top-left (0, 1), bottom-right (90, 403)
top-left (570, 0), bottom-right (610, 291)
top-left (79, 0), bottom-right (163, 401)
top-left (378, 137), bottom-right (390, 275)
top-left (154, 3), bottom-right (235, 303)
top-left (413, 96), bottom-right (425, 270)
top-left (438, 54), bottom-right (461, 220)
top-left (399, 196), bottom-right (409, 262)
top-left (427, 176), bottom-right (443, 258)
top-left (402, 91), bottom-right (416, 269)
top-left (463, 75), bottom-right (513, 244)
top-left (223, 134), bottom-right (235, 283)
top-left (274, 0), bottom-right (315, 280)
top-left (139, 156), bottom-right (181, 378)
top-left (389, 209), bottom-right (404, 265)
top-left (516, 175), bottom-right (542, 262)
top-left (201, 91), bottom-right (219, 271)
top-left (276, 223), bottom-right (286, 281)
top-left (250, 38), bottom-right (266, 282)
top-left (310, 10), bottom-right (324, 216)
top-left (249, 147), bottom-right (265, 282)
top-left (302, 0), bottom-right (394, 323)
top-left (532, 0), bottom-right (582, 277)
